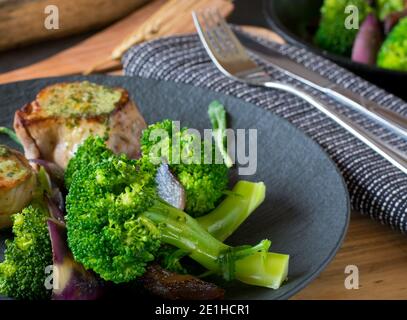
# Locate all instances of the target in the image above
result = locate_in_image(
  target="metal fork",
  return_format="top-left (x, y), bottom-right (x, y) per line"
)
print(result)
top-left (192, 9), bottom-right (407, 174)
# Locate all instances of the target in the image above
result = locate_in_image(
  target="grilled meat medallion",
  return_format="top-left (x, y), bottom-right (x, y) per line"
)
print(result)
top-left (0, 145), bottom-right (36, 228)
top-left (14, 81), bottom-right (146, 169)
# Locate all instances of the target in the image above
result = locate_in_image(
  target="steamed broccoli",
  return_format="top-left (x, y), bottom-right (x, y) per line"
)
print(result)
top-left (156, 181), bottom-right (289, 289)
top-left (377, 0), bottom-right (405, 20)
top-left (0, 202), bottom-right (52, 300)
top-left (377, 17), bottom-right (407, 71)
top-left (65, 151), bottom-right (286, 288)
top-left (158, 180), bottom-right (267, 273)
top-left (141, 119), bottom-right (229, 217)
top-left (315, 0), bottom-right (372, 56)
top-left (65, 136), bottom-right (114, 189)
top-left (197, 181), bottom-right (289, 289)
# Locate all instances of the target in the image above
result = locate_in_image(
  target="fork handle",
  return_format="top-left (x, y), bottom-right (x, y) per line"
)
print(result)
top-left (263, 82), bottom-right (407, 174)
top-left (324, 85), bottom-right (407, 139)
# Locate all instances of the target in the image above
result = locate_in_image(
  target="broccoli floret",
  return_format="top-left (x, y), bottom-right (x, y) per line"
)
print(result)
top-left (156, 245), bottom-right (188, 274)
top-left (315, 0), bottom-right (372, 56)
top-left (0, 202), bottom-right (52, 300)
top-left (65, 136), bottom-right (114, 189)
top-left (66, 151), bottom-right (283, 288)
top-left (377, 0), bottom-right (405, 20)
top-left (377, 17), bottom-right (407, 71)
top-left (66, 156), bottom-right (160, 283)
top-left (141, 119), bottom-right (229, 217)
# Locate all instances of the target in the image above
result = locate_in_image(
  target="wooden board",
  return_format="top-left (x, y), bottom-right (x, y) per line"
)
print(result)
top-left (293, 213), bottom-right (407, 299)
top-left (1, 0), bottom-right (407, 300)
top-left (0, 0), bottom-right (235, 83)
top-left (0, 0), bottom-right (149, 51)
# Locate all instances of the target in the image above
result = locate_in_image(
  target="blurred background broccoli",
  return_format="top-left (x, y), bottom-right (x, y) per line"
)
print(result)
top-left (315, 0), bottom-right (407, 71)
top-left (315, 0), bottom-right (372, 56)
top-left (377, 17), bottom-right (407, 71)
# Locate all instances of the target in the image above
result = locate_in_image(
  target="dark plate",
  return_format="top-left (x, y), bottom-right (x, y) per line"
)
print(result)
top-left (0, 75), bottom-right (350, 300)
top-left (263, 0), bottom-right (407, 99)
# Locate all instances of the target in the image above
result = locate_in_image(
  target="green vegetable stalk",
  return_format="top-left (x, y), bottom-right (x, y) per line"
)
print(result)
top-left (235, 252), bottom-right (289, 289)
top-left (197, 180), bottom-right (289, 289)
top-left (160, 180), bottom-right (289, 289)
top-left (208, 101), bottom-right (233, 168)
top-left (197, 180), bottom-right (266, 241)
top-left (0, 127), bottom-right (22, 147)
top-left (142, 201), bottom-right (272, 283)
top-left (146, 201), bottom-right (289, 289)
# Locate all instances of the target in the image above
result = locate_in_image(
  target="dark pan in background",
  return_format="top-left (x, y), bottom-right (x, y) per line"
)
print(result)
top-left (263, 0), bottom-right (407, 100)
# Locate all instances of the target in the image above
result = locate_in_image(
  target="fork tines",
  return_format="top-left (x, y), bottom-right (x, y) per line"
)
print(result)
top-left (192, 9), bottom-right (260, 77)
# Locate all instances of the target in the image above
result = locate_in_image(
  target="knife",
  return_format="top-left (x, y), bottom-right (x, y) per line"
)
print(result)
top-left (235, 30), bottom-right (407, 139)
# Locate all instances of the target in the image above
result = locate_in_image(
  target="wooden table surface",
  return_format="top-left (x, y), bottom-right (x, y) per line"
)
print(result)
top-left (1, 0), bottom-right (407, 300)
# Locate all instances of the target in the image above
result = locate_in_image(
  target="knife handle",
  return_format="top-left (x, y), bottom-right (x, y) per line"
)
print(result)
top-left (325, 86), bottom-right (407, 139)
top-left (263, 81), bottom-right (407, 174)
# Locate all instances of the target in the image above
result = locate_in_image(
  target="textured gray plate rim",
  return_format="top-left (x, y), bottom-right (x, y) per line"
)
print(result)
top-left (0, 75), bottom-right (350, 300)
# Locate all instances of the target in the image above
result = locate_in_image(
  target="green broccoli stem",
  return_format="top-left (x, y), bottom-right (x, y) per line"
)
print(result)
top-left (235, 252), bottom-right (289, 289)
top-left (197, 181), bottom-right (266, 241)
top-left (208, 101), bottom-right (234, 168)
top-left (0, 127), bottom-right (22, 147)
top-left (213, 129), bottom-right (234, 168)
top-left (142, 200), bottom-right (287, 288)
top-left (196, 180), bottom-right (289, 289)
top-left (143, 202), bottom-right (229, 272)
